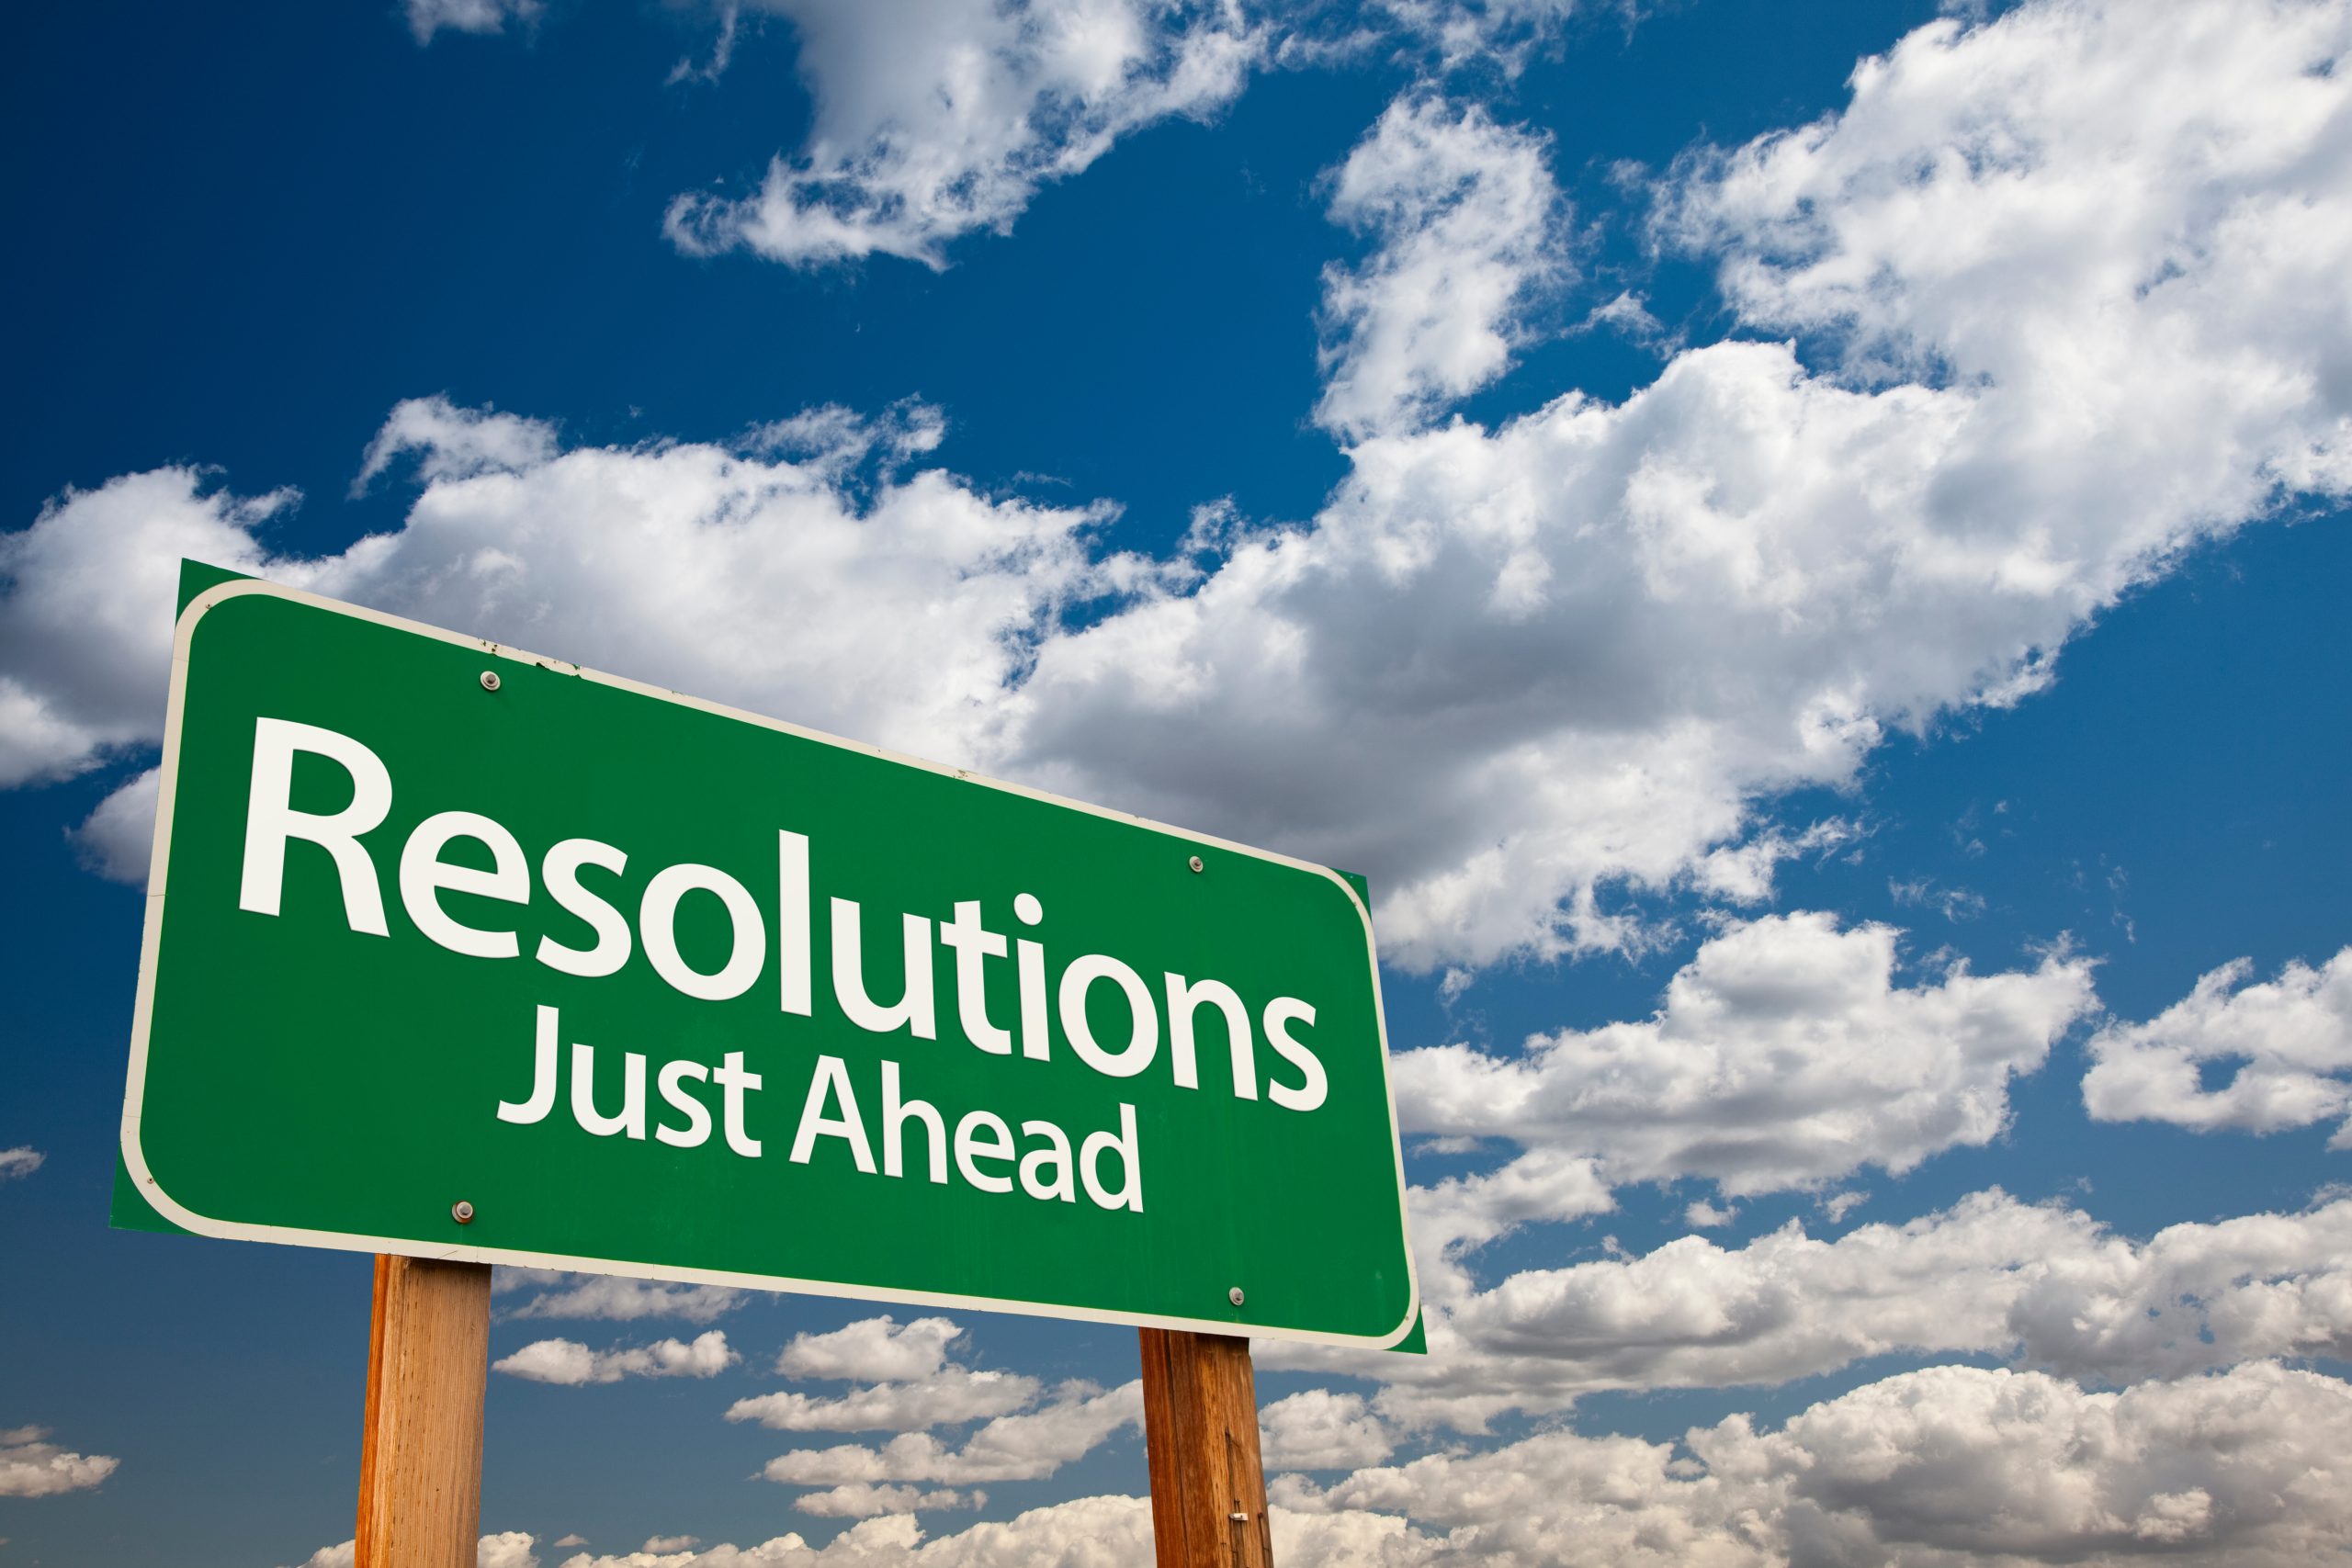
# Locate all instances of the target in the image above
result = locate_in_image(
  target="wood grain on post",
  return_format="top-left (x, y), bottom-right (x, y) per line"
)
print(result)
top-left (1138, 1329), bottom-right (1274, 1568)
top-left (355, 1255), bottom-right (492, 1568)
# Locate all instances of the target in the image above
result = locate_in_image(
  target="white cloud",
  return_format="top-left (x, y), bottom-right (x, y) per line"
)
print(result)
top-left (664, 0), bottom-right (1261, 267)
top-left (68, 765), bottom-right (157, 885)
top-left (0, 1147), bottom-right (44, 1180)
top-left (1259, 1389), bottom-right (1394, 1472)
top-left (760, 1380), bottom-right (1141, 1486)
top-left (1367, 0), bottom-right (1589, 74)
top-left (1682, 1199), bottom-right (1735, 1228)
top-left (402, 0), bottom-right (541, 47)
top-left (641, 1538), bottom-right (699, 1554)
top-left (1394, 912), bottom-right (2098, 1199)
top-left (481, 1536), bottom-right (542, 1568)
top-left (0, 469), bottom-right (288, 788)
top-left (2, 400), bottom-right (1116, 828)
top-left (1278, 1360), bottom-right (2352, 1567)
top-left (492, 1330), bottom-right (738, 1385)
top-left (0, 1426), bottom-right (119, 1497)
top-left (285, 1534), bottom-right (537, 1568)
top-left (1316, 96), bottom-right (1568, 440)
top-left (19, 3), bottom-right (2352, 976)
top-left (1271, 1190), bottom-right (2352, 1432)
top-left (353, 395), bottom-right (560, 494)
top-left (791, 1484), bottom-right (985, 1519)
top-left (2084, 948), bottom-right (2352, 1144)
top-left (500, 1363), bottom-right (2352, 1564)
top-left (552, 1538), bottom-right (589, 1551)
top-left (729, 1368), bottom-right (1041, 1433)
top-left (499, 1273), bottom-right (746, 1325)
top-left (1001, 0), bottom-right (2352, 968)
top-left (544, 1501), bottom-right (1148, 1568)
top-left (774, 1315), bottom-right (965, 1382)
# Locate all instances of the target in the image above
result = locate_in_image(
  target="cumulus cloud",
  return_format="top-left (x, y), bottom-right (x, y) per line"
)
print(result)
top-left (1272, 1189), bottom-right (2352, 1432)
top-left (664, 1), bottom-right (1260, 267)
top-left (3, 398), bottom-right (1118, 864)
top-left (0, 469), bottom-right (288, 788)
top-left (1259, 1389), bottom-right (1395, 1472)
top-left (2085, 948), bottom-right (2352, 1144)
top-left (542, 1501), bottom-right (1148, 1568)
top-left (1002, 0), bottom-right (2352, 967)
top-left (492, 1363), bottom-right (2352, 1565)
top-left (0, 1426), bottom-right (119, 1497)
top-left (352, 396), bottom-right (559, 494)
top-left (760, 1380), bottom-right (1141, 1486)
top-left (0, 1147), bottom-right (44, 1180)
top-left (729, 1367), bottom-right (1040, 1433)
top-left (774, 1315), bottom-right (965, 1382)
top-left (497, 1272), bottom-right (746, 1325)
top-left (492, 1330), bottom-right (738, 1385)
top-left (790, 1484), bottom-right (985, 1519)
top-left (285, 1534), bottom-right (537, 1568)
top-left (401, 0), bottom-right (541, 46)
top-left (1281, 1360), bottom-right (2352, 1567)
top-left (67, 764), bottom-right (157, 884)
top-left (1395, 913), bottom-right (2098, 1200)
top-left (641, 1538), bottom-right (699, 1554)
top-left (19, 3), bottom-right (2352, 975)
top-left (1316, 96), bottom-right (1568, 440)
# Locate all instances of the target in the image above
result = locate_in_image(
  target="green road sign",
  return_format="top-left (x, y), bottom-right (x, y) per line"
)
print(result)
top-left (118, 572), bottom-right (1418, 1348)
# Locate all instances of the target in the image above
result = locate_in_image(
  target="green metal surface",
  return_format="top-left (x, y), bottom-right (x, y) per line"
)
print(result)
top-left (119, 573), bottom-right (1417, 1347)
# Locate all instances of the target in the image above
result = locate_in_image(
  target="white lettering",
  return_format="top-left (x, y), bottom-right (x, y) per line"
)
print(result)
top-left (1081, 1103), bottom-right (1142, 1212)
top-left (1263, 998), bottom-right (1327, 1112)
top-left (239, 717), bottom-right (392, 934)
top-left (496, 1003), bottom-right (560, 1124)
top-left (790, 1055), bottom-right (875, 1172)
top-left (571, 1042), bottom-right (647, 1139)
top-left (399, 811), bottom-right (528, 959)
top-left (537, 838), bottom-right (630, 976)
top-left (954, 1110), bottom-right (1016, 1193)
top-left (1165, 975), bottom-right (1258, 1099)
top-left (830, 898), bottom-right (936, 1038)
top-left (641, 863), bottom-right (766, 1001)
top-left (1017, 1120), bottom-right (1075, 1201)
top-left (655, 1059), bottom-right (713, 1148)
top-left (777, 830), bottom-right (812, 1016)
top-left (1060, 954), bottom-right (1159, 1078)
top-left (883, 1060), bottom-right (945, 1182)
top-left (939, 901), bottom-right (1013, 1055)
top-left (714, 1050), bottom-right (763, 1157)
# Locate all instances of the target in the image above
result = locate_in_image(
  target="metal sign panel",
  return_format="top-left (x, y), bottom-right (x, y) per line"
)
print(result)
top-left (119, 575), bottom-right (1418, 1347)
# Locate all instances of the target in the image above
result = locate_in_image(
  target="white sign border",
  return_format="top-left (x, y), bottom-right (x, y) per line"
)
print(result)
top-left (120, 576), bottom-right (1422, 1351)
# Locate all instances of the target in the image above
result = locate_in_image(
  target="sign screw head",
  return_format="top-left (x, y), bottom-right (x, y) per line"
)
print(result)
top-left (1227, 1285), bottom-right (1244, 1306)
top-left (479, 671), bottom-right (502, 692)
top-left (451, 1200), bottom-right (476, 1224)
top-left (1189, 854), bottom-right (1205, 874)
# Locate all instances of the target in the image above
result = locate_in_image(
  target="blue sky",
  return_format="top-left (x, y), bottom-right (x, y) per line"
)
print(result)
top-left (6, 2), bottom-right (2352, 1564)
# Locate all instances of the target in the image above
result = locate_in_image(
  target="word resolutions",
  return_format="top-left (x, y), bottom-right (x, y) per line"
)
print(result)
top-left (238, 716), bottom-right (1334, 1214)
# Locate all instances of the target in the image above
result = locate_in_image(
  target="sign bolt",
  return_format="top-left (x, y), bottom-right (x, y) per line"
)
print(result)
top-left (1189, 854), bottom-right (1205, 874)
top-left (1227, 1285), bottom-right (1244, 1306)
top-left (479, 671), bottom-right (501, 692)
top-left (451, 1201), bottom-right (476, 1224)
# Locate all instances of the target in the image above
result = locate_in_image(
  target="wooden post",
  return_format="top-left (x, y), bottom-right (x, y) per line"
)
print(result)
top-left (355, 1256), bottom-right (493, 1568)
top-left (1138, 1329), bottom-right (1273, 1568)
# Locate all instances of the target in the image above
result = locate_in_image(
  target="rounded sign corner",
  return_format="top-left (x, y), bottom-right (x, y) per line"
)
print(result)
top-left (117, 1122), bottom-right (235, 1243)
